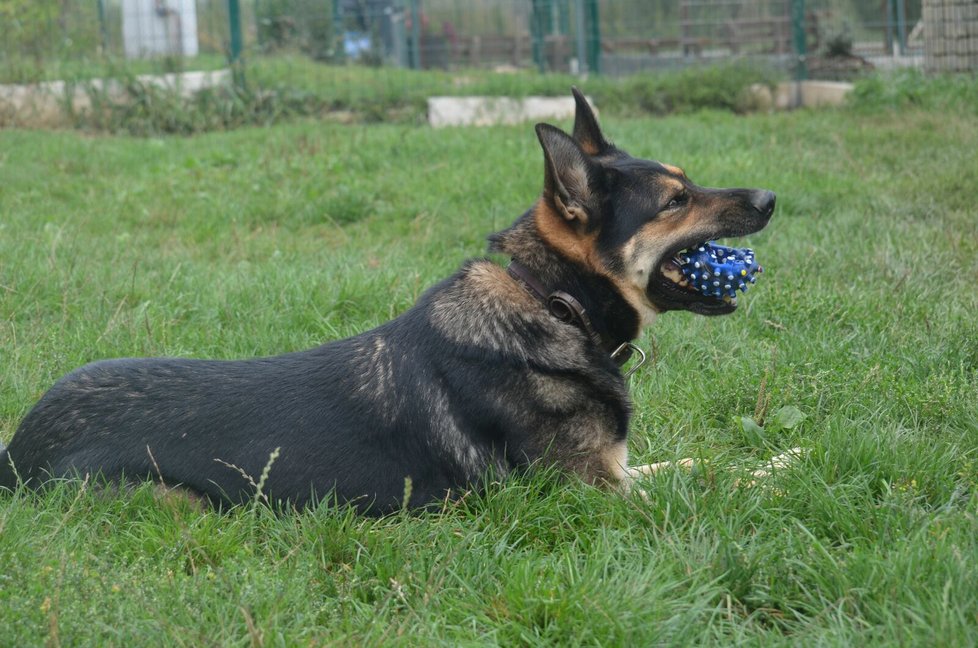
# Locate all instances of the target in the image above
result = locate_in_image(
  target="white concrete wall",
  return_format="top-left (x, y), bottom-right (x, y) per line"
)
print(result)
top-left (123, 0), bottom-right (199, 59)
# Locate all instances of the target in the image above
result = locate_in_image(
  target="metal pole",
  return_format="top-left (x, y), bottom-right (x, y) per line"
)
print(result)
top-left (409, 0), bottom-right (421, 69)
top-left (585, 0), bottom-right (600, 75)
top-left (791, 0), bottom-right (807, 82)
top-left (228, 0), bottom-right (244, 84)
top-left (573, 0), bottom-right (587, 75)
top-left (530, 0), bottom-right (546, 73)
top-left (333, 0), bottom-right (345, 62)
top-left (896, 0), bottom-right (908, 55)
top-left (97, 0), bottom-right (108, 54)
top-left (885, 0), bottom-right (896, 55)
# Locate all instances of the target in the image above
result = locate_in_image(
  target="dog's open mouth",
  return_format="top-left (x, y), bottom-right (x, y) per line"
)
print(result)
top-left (651, 241), bottom-right (763, 315)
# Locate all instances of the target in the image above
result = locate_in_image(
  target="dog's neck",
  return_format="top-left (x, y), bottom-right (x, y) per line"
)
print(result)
top-left (488, 208), bottom-right (643, 354)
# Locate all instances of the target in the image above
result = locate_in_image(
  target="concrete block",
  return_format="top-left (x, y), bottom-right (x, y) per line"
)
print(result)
top-left (428, 95), bottom-right (590, 128)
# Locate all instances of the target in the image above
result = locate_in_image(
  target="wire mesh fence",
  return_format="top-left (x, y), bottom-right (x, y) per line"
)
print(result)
top-left (1, 1), bottom-right (934, 80)
top-left (1, 0), bottom-right (968, 132)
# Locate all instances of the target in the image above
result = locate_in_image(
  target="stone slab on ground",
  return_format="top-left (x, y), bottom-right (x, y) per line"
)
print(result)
top-left (428, 95), bottom-right (593, 128)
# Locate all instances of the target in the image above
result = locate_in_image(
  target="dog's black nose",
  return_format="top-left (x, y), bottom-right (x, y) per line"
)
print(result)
top-left (751, 190), bottom-right (776, 217)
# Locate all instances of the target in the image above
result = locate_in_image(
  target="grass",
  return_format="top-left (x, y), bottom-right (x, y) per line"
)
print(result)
top-left (3, 56), bottom-right (780, 134)
top-left (0, 54), bottom-right (230, 85)
top-left (1, 91), bottom-right (977, 645)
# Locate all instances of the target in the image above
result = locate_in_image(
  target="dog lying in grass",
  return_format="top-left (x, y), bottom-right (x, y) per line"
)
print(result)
top-left (0, 89), bottom-right (777, 514)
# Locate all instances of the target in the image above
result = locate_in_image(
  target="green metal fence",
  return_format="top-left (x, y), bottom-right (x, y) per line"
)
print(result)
top-left (0, 0), bottom-right (928, 84)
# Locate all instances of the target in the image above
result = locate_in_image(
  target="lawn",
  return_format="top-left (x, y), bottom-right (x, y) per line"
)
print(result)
top-left (1, 92), bottom-right (977, 645)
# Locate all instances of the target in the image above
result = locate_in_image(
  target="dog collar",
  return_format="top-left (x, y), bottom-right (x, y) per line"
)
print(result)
top-left (507, 260), bottom-right (646, 377)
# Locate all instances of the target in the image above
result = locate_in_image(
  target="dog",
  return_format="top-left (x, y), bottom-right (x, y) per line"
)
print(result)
top-left (0, 89), bottom-right (775, 514)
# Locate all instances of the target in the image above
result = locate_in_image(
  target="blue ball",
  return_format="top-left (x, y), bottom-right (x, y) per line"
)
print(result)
top-left (679, 242), bottom-right (762, 299)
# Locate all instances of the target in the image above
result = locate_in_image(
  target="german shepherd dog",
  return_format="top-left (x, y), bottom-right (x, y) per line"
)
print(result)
top-left (0, 89), bottom-right (774, 514)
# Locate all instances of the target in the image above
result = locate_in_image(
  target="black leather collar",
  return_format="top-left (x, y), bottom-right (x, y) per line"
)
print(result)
top-left (507, 259), bottom-right (639, 369)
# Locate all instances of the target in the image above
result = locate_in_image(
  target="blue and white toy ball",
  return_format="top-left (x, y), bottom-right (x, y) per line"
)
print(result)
top-left (678, 242), bottom-right (763, 300)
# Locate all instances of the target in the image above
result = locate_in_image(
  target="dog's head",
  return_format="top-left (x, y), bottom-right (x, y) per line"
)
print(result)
top-left (531, 88), bottom-right (775, 321)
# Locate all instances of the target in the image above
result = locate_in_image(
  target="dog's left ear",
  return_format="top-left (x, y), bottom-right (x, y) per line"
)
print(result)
top-left (536, 123), bottom-right (597, 228)
top-left (571, 87), bottom-right (609, 156)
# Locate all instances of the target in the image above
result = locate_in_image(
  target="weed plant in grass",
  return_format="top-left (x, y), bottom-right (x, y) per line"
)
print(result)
top-left (1, 94), bottom-right (977, 644)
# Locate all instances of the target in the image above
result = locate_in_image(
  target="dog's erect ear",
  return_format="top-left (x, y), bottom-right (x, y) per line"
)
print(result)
top-left (536, 123), bottom-right (595, 227)
top-left (571, 87), bottom-right (609, 156)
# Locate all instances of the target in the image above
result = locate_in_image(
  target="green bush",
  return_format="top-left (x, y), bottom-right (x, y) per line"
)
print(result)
top-left (848, 69), bottom-right (978, 115)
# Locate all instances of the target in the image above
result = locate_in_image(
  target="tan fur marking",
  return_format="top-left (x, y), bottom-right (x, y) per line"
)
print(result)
top-left (603, 440), bottom-right (629, 483)
top-left (536, 203), bottom-right (655, 328)
top-left (662, 164), bottom-right (686, 178)
top-left (660, 177), bottom-right (686, 195)
top-left (617, 211), bottom-right (709, 320)
top-left (579, 140), bottom-right (599, 156)
top-left (467, 261), bottom-right (538, 305)
top-left (533, 202), bottom-right (601, 271)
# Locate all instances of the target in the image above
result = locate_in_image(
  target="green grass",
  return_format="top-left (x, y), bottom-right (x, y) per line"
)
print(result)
top-left (3, 57), bottom-right (780, 134)
top-left (0, 54), bottom-right (230, 85)
top-left (1, 97), bottom-right (977, 645)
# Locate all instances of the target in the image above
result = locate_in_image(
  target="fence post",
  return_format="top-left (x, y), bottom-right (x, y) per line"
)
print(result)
top-left (228, 0), bottom-right (244, 84)
top-left (791, 0), bottom-right (807, 81)
top-left (585, 0), bottom-right (600, 75)
top-left (573, 0), bottom-right (587, 74)
top-left (333, 0), bottom-right (345, 62)
top-left (530, 0), bottom-right (547, 73)
top-left (97, 0), bottom-right (109, 54)
top-left (408, 0), bottom-right (422, 69)
top-left (895, 0), bottom-right (908, 54)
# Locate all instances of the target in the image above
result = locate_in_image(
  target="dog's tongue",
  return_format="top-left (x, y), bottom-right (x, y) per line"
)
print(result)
top-left (678, 242), bottom-right (763, 299)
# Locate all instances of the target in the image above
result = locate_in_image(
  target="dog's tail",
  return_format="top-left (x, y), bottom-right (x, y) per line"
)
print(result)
top-left (0, 443), bottom-right (18, 491)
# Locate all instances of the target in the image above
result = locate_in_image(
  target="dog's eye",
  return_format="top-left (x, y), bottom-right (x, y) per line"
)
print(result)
top-left (666, 192), bottom-right (688, 209)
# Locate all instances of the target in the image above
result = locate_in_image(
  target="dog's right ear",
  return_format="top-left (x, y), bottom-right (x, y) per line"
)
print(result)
top-left (536, 123), bottom-right (596, 228)
top-left (571, 87), bottom-right (609, 156)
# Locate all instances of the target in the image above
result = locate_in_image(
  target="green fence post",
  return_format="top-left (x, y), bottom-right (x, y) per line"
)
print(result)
top-left (97, 0), bottom-right (108, 54)
top-left (895, 0), bottom-right (907, 54)
top-left (228, 0), bottom-right (244, 84)
top-left (585, 0), bottom-right (600, 74)
top-left (530, 0), bottom-right (547, 73)
top-left (881, 0), bottom-right (891, 54)
top-left (791, 0), bottom-right (807, 81)
top-left (557, 0), bottom-right (570, 37)
top-left (409, 0), bottom-right (421, 69)
top-left (333, 0), bottom-right (345, 62)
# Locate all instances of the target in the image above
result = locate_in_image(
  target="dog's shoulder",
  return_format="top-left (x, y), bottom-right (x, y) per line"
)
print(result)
top-left (415, 259), bottom-right (597, 370)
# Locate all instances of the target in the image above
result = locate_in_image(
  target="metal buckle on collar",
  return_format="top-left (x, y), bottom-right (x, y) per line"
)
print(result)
top-left (612, 342), bottom-right (647, 380)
